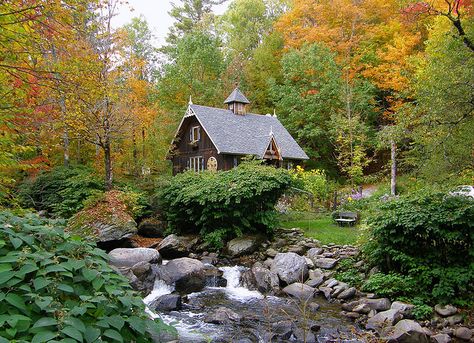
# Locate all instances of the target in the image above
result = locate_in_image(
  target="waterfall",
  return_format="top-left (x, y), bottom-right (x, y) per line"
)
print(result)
top-left (143, 279), bottom-right (174, 306)
top-left (220, 266), bottom-right (263, 300)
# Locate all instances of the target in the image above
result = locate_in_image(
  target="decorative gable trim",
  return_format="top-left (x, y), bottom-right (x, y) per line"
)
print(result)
top-left (262, 134), bottom-right (283, 160)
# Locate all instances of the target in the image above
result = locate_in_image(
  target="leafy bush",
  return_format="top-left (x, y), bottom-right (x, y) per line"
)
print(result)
top-left (335, 258), bottom-right (364, 288)
top-left (18, 166), bottom-right (104, 218)
top-left (362, 273), bottom-right (415, 299)
top-left (160, 161), bottom-right (292, 248)
top-left (0, 211), bottom-right (173, 342)
top-left (364, 190), bottom-right (474, 305)
top-left (290, 166), bottom-right (333, 204)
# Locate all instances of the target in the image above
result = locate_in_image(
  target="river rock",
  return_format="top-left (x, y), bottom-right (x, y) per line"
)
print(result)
top-left (108, 248), bottom-right (162, 267)
top-left (391, 301), bottom-right (415, 318)
top-left (226, 236), bottom-right (261, 257)
top-left (337, 287), bottom-right (356, 300)
top-left (137, 217), bottom-right (166, 237)
top-left (306, 247), bottom-right (323, 262)
top-left (434, 304), bottom-right (457, 317)
top-left (203, 265), bottom-right (227, 287)
top-left (313, 257), bottom-right (338, 269)
top-left (266, 248), bottom-right (278, 257)
top-left (149, 294), bottom-right (182, 312)
top-left (271, 252), bottom-right (308, 284)
top-left (293, 328), bottom-right (316, 343)
top-left (131, 261), bottom-right (151, 278)
top-left (431, 334), bottom-right (451, 343)
top-left (353, 303), bottom-right (371, 314)
top-left (204, 307), bottom-right (241, 324)
top-left (366, 309), bottom-right (402, 332)
top-left (242, 262), bottom-right (279, 294)
top-left (159, 257), bottom-right (206, 293)
top-left (454, 327), bottom-right (473, 341)
top-left (272, 320), bottom-right (293, 339)
top-left (446, 314), bottom-right (463, 325)
top-left (361, 297), bottom-right (392, 311)
top-left (305, 276), bottom-right (324, 288)
top-left (384, 319), bottom-right (429, 343)
top-left (283, 282), bottom-right (315, 301)
top-left (157, 234), bottom-right (198, 259)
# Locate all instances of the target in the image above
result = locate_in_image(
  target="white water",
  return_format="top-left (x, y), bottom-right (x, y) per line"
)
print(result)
top-left (219, 266), bottom-right (264, 301)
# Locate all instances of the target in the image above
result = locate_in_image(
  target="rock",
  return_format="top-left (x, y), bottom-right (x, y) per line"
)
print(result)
top-left (453, 327), bottom-right (472, 341)
top-left (361, 297), bottom-right (392, 311)
top-left (434, 304), bottom-right (457, 317)
top-left (384, 319), bottom-right (429, 343)
top-left (266, 248), bottom-right (278, 257)
top-left (272, 320), bottom-right (293, 339)
top-left (353, 303), bottom-right (371, 314)
top-left (270, 252), bottom-right (308, 284)
top-left (366, 309), bottom-right (403, 332)
top-left (323, 278), bottom-right (338, 288)
top-left (149, 294), bottom-right (182, 312)
top-left (293, 328), bottom-right (316, 343)
top-left (319, 286), bottom-right (332, 300)
top-left (226, 236), bottom-right (262, 257)
top-left (391, 301), bottom-right (415, 318)
top-left (337, 287), bottom-right (357, 300)
top-left (202, 265), bottom-right (227, 287)
top-left (131, 261), bottom-right (151, 278)
top-left (282, 282), bottom-right (315, 301)
top-left (305, 257), bottom-right (315, 269)
top-left (287, 244), bottom-right (306, 255)
top-left (343, 311), bottom-right (361, 320)
top-left (158, 257), bottom-right (206, 293)
top-left (305, 276), bottom-right (324, 288)
top-left (137, 217), bottom-right (166, 237)
top-left (308, 302), bottom-right (320, 312)
top-left (342, 301), bottom-right (360, 312)
top-left (431, 334), bottom-right (451, 343)
top-left (204, 307), bottom-right (241, 324)
top-left (243, 262), bottom-right (279, 294)
top-left (313, 257), bottom-right (338, 269)
top-left (108, 248), bottom-right (162, 268)
top-left (157, 234), bottom-right (198, 259)
top-left (446, 314), bottom-right (463, 325)
top-left (306, 247), bottom-right (323, 262)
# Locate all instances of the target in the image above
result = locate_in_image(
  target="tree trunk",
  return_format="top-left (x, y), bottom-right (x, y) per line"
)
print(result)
top-left (63, 128), bottom-right (70, 167)
top-left (390, 140), bottom-right (397, 196)
top-left (104, 140), bottom-right (113, 190)
top-left (132, 130), bottom-right (138, 176)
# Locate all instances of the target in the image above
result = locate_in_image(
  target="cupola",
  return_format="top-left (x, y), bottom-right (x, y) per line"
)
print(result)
top-left (224, 87), bottom-right (250, 115)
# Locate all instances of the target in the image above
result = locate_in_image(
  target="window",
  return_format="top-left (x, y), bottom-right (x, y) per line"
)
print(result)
top-left (188, 156), bottom-right (204, 172)
top-left (233, 156), bottom-right (238, 168)
top-left (189, 126), bottom-right (200, 142)
top-left (237, 103), bottom-right (245, 114)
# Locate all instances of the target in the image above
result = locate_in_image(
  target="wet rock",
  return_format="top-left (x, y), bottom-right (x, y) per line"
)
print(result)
top-left (453, 327), bottom-right (472, 341)
top-left (266, 248), bottom-right (278, 257)
top-left (434, 304), bottom-right (457, 317)
top-left (204, 307), bottom-right (241, 324)
top-left (361, 297), bottom-right (392, 311)
top-left (366, 309), bottom-right (402, 332)
top-left (226, 235), bottom-right (262, 257)
top-left (149, 294), bottom-right (182, 312)
top-left (203, 265), bottom-right (227, 287)
top-left (157, 234), bottom-right (198, 259)
top-left (137, 217), bottom-right (166, 237)
top-left (271, 252), bottom-right (308, 284)
top-left (131, 261), bottom-right (151, 278)
top-left (337, 287), bottom-right (356, 300)
top-left (431, 333), bottom-right (451, 343)
top-left (313, 257), bottom-right (338, 269)
top-left (305, 276), bottom-right (324, 288)
top-left (158, 257), bottom-right (206, 293)
top-left (445, 314), bottom-right (463, 325)
top-left (342, 301), bottom-right (359, 312)
top-left (283, 282), bottom-right (316, 301)
top-left (243, 262), bottom-right (279, 294)
top-left (108, 248), bottom-right (162, 268)
top-left (384, 319), bottom-right (429, 343)
top-left (306, 247), bottom-right (323, 263)
top-left (319, 286), bottom-right (332, 300)
top-left (272, 320), bottom-right (293, 339)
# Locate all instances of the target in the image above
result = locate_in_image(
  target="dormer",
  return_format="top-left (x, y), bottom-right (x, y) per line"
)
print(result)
top-left (224, 88), bottom-right (250, 115)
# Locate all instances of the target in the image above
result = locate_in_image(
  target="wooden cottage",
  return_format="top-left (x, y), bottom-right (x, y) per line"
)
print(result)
top-left (168, 88), bottom-right (309, 174)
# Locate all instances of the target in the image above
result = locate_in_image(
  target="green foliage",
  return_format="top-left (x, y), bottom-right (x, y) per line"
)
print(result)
top-left (0, 211), bottom-right (173, 342)
top-left (411, 298), bottom-right (434, 321)
top-left (290, 166), bottom-right (333, 204)
top-left (335, 258), bottom-right (363, 288)
top-left (364, 190), bottom-right (474, 305)
top-left (160, 161), bottom-right (292, 248)
top-left (362, 273), bottom-right (415, 299)
top-left (18, 166), bottom-right (104, 218)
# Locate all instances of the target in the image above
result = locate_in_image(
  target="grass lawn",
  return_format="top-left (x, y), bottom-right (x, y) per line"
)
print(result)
top-left (279, 212), bottom-right (360, 246)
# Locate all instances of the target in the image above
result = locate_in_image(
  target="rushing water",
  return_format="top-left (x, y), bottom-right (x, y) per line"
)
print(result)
top-left (144, 266), bottom-right (362, 343)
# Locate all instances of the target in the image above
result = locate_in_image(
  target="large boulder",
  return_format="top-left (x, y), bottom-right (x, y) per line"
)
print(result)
top-left (226, 236), bottom-right (262, 257)
top-left (157, 234), bottom-right (198, 259)
top-left (149, 294), bottom-right (182, 312)
top-left (434, 304), bottom-right (457, 317)
top-left (271, 252), bottom-right (308, 284)
top-left (366, 309), bottom-right (403, 332)
top-left (157, 257), bottom-right (206, 293)
top-left (313, 257), bottom-right (338, 269)
top-left (204, 307), bottom-right (241, 324)
top-left (384, 319), bottom-right (429, 343)
top-left (282, 282), bottom-right (316, 301)
top-left (242, 262), bottom-right (279, 294)
top-left (68, 190), bottom-right (138, 244)
top-left (108, 248), bottom-right (162, 268)
top-left (360, 298), bottom-right (392, 311)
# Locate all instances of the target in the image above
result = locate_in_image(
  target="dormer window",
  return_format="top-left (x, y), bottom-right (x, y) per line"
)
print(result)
top-left (224, 87), bottom-right (250, 115)
top-left (190, 126), bottom-right (200, 142)
top-left (237, 103), bottom-right (245, 114)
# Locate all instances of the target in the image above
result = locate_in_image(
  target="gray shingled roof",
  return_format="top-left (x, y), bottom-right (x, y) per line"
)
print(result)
top-left (189, 104), bottom-right (309, 160)
top-left (223, 88), bottom-right (250, 104)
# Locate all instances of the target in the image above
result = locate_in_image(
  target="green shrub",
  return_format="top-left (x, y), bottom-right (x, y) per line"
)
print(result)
top-left (335, 258), bottom-right (364, 288)
top-left (411, 298), bottom-right (434, 320)
top-left (0, 210), bottom-right (173, 342)
top-left (364, 190), bottom-right (474, 305)
top-left (290, 166), bottom-right (334, 205)
top-left (362, 272), bottom-right (416, 299)
top-left (160, 161), bottom-right (292, 248)
top-left (18, 166), bottom-right (104, 218)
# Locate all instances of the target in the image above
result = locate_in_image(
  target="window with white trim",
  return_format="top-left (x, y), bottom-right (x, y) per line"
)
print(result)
top-left (189, 126), bottom-right (201, 142)
top-left (188, 156), bottom-right (204, 172)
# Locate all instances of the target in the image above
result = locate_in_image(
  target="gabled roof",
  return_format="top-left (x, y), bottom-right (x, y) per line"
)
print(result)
top-left (223, 88), bottom-right (250, 104)
top-left (176, 104), bottom-right (308, 160)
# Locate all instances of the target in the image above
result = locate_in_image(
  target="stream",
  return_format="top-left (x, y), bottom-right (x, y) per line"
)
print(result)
top-left (144, 265), bottom-right (363, 343)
